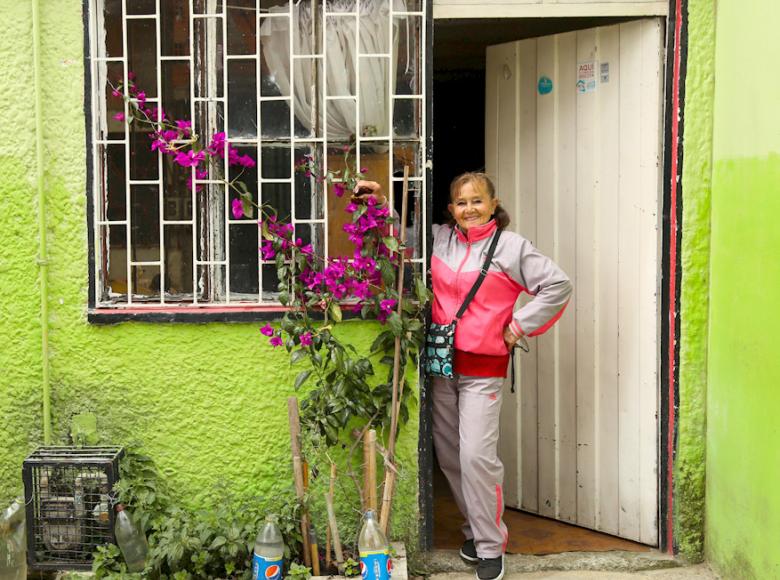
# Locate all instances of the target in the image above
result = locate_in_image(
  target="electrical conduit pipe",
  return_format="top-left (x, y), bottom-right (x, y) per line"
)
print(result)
top-left (31, 0), bottom-right (52, 444)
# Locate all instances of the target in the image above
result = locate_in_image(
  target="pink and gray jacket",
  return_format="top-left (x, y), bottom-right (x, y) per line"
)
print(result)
top-left (431, 219), bottom-right (573, 377)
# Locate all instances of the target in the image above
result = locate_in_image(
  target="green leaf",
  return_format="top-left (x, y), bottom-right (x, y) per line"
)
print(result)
top-left (370, 330), bottom-right (393, 353)
top-left (295, 370), bottom-right (312, 390)
top-left (209, 536), bottom-right (227, 550)
top-left (278, 291), bottom-right (289, 306)
top-left (291, 348), bottom-right (309, 364)
top-left (328, 301), bottom-right (343, 323)
top-left (380, 260), bottom-right (395, 285)
top-left (241, 197), bottom-right (254, 219)
top-left (382, 236), bottom-right (399, 252)
top-left (387, 312), bottom-right (404, 337)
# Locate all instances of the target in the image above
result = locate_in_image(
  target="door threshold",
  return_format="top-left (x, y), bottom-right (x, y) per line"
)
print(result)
top-left (413, 548), bottom-right (678, 576)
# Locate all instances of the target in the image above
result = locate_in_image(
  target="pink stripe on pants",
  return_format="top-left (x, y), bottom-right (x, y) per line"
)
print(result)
top-left (432, 374), bottom-right (509, 559)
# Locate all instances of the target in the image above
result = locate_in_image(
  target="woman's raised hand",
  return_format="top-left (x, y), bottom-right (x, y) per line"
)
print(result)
top-left (352, 180), bottom-right (387, 206)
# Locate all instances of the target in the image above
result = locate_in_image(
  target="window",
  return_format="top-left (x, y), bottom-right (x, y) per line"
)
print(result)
top-left (89, 0), bottom-right (426, 309)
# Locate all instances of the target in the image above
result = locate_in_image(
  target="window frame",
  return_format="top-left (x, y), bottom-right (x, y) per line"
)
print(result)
top-left (84, 0), bottom-right (429, 322)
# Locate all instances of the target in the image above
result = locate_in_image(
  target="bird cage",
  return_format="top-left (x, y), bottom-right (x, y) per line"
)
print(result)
top-left (22, 446), bottom-right (124, 571)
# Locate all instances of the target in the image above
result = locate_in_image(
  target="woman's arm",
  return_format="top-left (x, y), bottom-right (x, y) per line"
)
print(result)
top-left (505, 236), bottom-right (573, 342)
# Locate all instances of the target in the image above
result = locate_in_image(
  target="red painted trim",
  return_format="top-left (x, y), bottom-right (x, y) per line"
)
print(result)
top-left (91, 305), bottom-right (290, 315)
top-left (666, 0), bottom-right (684, 554)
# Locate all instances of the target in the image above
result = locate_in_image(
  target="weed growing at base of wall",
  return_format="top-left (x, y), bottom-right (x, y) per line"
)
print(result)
top-left (93, 448), bottom-right (307, 580)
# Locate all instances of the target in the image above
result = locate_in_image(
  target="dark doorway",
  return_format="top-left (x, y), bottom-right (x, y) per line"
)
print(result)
top-left (428, 15), bottom-right (652, 556)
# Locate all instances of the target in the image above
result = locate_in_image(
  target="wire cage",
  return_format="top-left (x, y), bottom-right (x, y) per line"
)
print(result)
top-left (22, 446), bottom-right (125, 571)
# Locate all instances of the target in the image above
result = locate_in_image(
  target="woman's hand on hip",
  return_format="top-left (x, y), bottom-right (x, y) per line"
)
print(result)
top-left (503, 326), bottom-right (522, 350)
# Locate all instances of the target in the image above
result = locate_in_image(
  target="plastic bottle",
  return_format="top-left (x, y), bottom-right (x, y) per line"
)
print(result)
top-left (358, 510), bottom-right (392, 580)
top-left (0, 499), bottom-right (27, 580)
top-left (114, 504), bottom-right (148, 573)
top-left (252, 515), bottom-right (285, 580)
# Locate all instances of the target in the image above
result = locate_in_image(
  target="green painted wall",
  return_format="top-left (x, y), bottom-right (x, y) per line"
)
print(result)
top-left (705, 0), bottom-right (780, 577)
top-left (0, 0), bottom-right (419, 545)
top-left (0, 0), bottom-right (45, 507)
top-left (675, 0), bottom-right (716, 561)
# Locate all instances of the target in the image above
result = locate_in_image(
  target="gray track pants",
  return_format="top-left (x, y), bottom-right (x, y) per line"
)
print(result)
top-left (432, 374), bottom-right (509, 558)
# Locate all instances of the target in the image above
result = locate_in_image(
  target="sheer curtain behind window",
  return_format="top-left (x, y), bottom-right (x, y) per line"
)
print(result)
top-left (259, 0), bottom-right (407, 140)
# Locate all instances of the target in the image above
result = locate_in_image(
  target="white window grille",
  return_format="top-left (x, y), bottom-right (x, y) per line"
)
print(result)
top-left (89, 0), bottom-right (426, 308)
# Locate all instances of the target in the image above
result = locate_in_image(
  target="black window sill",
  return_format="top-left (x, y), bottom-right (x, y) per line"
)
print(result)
top-left (87, 305), bottom-right (365, 324)
top-left (89, 305), bottom-right (291, 324)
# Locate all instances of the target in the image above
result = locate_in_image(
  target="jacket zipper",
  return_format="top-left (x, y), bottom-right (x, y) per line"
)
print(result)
top-left (453, 241), bottom-right (472, 319)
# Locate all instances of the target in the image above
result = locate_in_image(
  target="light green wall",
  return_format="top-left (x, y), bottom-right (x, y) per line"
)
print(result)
top-left (705, 0), bottom-right (780, 577)
top-left (675, 0), bottom-right (716, 561)
top-left (0, 0), bottom-right (419, 543)
top-left (0, 0), bottom-right (45, 506)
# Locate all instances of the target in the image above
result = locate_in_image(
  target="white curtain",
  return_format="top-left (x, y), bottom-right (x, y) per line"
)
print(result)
top-left (259, 0), bottom-right (407, 140)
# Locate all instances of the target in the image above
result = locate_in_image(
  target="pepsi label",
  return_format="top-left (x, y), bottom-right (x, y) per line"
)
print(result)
top-left (252, 553), bottom-right (283, 580)
top-left (359, 550), bottom-right (392, 580)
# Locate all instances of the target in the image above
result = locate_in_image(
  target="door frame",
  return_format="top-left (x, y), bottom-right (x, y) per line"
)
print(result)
top-left (418, 0), bottom-right (688, 555)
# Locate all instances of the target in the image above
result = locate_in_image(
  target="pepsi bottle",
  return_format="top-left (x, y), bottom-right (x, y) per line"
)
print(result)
top-left (252, 515), bottom-right (285, 580)
top-left (358, 510), bottom-right (391, 580)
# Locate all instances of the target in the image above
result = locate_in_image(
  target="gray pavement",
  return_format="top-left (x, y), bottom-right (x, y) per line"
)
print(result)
top-left (425, 563), bottom-right (718, 579)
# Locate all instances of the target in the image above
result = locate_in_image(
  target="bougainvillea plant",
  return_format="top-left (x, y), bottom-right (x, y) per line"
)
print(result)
top-left (111, 75), bottom-right (430, 455)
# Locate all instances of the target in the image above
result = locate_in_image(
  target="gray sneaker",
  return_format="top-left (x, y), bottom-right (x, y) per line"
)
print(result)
top-left (459, 539), bottom-right (478, 564)
top-left (476, 555), bottom-right (504, 580)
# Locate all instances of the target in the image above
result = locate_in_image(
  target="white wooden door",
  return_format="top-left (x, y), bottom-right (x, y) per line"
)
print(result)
top-left (486, 19), bottom-right (663, 545)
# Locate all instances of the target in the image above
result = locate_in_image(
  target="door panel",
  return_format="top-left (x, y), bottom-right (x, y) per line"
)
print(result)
top-left (486, 18), bottom-right (663, 545)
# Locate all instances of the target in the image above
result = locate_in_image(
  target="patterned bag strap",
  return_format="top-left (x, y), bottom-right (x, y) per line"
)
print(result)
top-left (454, 228), bottom-right (502, 320)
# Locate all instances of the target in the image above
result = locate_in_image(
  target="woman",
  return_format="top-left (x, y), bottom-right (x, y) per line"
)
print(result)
top-left (356, 173), bottom-right (572, 580)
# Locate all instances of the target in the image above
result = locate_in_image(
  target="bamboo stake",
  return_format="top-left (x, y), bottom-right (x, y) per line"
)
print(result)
top-left (325, 462), bottom-right (337, 570)
top-left (288, 397), bottom-right (312, 568)
top-left (367, 429), bottom-right (377, 512)
top-left (362, 430), bottom-right (371, 510)
top-left (379, 166), bottom-right (410, 535)
top-left (309, 524), bottom-right (320, 576)
top-left (325, 492), bottom-right (344, 567)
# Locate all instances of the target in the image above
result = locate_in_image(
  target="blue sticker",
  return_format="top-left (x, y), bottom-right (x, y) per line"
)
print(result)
top-left (538, 76), bottom-right (553, 95)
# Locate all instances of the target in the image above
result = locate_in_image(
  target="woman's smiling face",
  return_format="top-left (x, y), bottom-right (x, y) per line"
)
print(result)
top-left (449, 181), bottom-right (499, 232)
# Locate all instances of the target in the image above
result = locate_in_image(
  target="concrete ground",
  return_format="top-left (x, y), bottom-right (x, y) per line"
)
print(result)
top-left (425, 563), bottom-right (719, 579)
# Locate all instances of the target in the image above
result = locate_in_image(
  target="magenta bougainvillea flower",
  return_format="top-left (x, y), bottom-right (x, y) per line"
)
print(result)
top-left (231, 199), bottom-right (244, 220)
top-left (113, 112), bottom-right (125, 122)
top-left (260, 323), bottom-right (274, 337)
top-left (260, 240), bottom-right (276, 260)
top-left (333, 182), bottom-right (346, 197)
top-left (174, 150), bottom-right (206, 168)
top-left (269, 335), bottom-right (283, 348)
top-left (300, 332), bottom-right (312, 346)
top-left (380, 299), bottom-right (397, 313)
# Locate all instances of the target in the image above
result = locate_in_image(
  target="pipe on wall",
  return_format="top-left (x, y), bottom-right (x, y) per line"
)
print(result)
top-left (31, 0), bottom-right (52, 445)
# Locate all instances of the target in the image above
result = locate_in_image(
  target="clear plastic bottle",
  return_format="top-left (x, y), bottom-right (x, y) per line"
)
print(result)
top-left (358, 510), bottom-right (391, 580)
top-left (252, 515), bottom-right (285, 580)
top-left (114, 504), bottom-right (148, 573)
top-left (0, 499), bottom-right (27, 580)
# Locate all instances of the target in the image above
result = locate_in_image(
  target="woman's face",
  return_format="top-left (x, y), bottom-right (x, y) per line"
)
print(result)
top-left (448, 182), bottom-right (499, 232)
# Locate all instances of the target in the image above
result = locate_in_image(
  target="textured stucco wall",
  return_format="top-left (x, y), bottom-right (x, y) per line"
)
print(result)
top-left (0, 0), bottom-right (45, 504)
top-left (705, 0), bottom-right (780, 577)
top-left (0, 0), bottom-right (420, 542)
top-left (674, 0), bottom-right (715, 561)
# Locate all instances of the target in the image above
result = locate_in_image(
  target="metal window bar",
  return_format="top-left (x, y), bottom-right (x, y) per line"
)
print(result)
top-left (92, 0), bottom-right (426, 307)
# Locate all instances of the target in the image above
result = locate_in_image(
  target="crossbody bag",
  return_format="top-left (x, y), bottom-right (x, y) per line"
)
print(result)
top-left (424, 228), bottom-right (502, 378)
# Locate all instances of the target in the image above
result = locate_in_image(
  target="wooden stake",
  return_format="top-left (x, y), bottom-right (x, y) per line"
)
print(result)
top-left (367, 429), bottom-right (377, 512)
top-left (379, 166), bottom-right (410, 535)
top-left (288, 397), bottom-right (312, 567)
top-left (325, 463), bottom-right (336, 570)
top-left (309, 523), bottom-right (320, 576)
top-left (325, 492), bottom-right (344, 567)
top-left (362, 430), bottom-right (371, 510)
